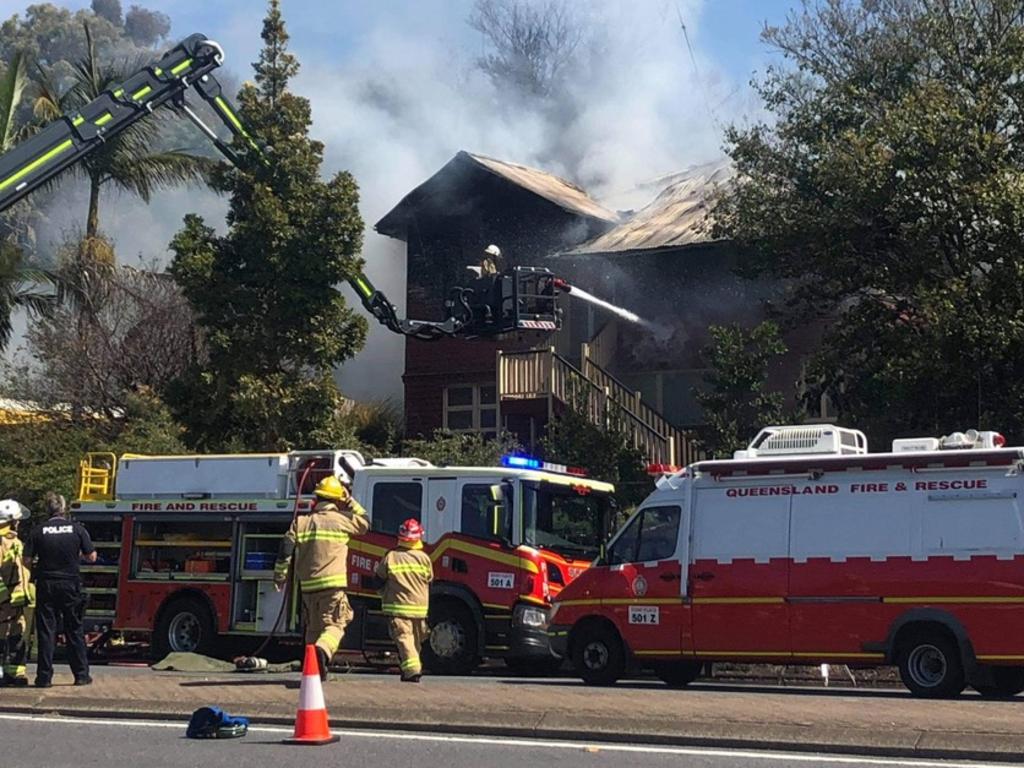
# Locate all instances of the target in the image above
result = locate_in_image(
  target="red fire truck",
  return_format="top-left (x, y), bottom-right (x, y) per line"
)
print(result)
top-left (549, 424), bottom-right (1024, 698)
top-left (72, 449), bottom-right (613, 673)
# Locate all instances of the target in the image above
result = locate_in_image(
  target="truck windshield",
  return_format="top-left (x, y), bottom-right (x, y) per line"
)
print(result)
top-left (522, 482), bottom-right (611, 561)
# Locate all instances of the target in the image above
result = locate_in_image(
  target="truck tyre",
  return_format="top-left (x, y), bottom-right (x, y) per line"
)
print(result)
top-left (653, 660), bottom-right (702, 688)
top-left (152, 597), bottom-right (216, 660)
top-left (423, 601), bottom-right (480, 676)
top-left (897, 633), bottom-right (965, 699)
top-left (572, 623), bottom-right (625, 686)
top-left (975, 667), bottom-right (1024, 698)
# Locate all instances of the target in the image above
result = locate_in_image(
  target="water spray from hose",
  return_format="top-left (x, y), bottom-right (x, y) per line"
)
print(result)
top-left (553, 278), bottom-right (646, 325)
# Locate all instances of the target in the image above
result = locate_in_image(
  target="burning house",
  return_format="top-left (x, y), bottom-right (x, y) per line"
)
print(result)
top-left (376, 153), bottom-right (821, 464)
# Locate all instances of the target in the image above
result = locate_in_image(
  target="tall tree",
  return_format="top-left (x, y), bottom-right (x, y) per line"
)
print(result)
top-left (169, 0), bottom-right (367, 451)
top-left (715, 0), bottom-right (1024, 444)
top-left (468, 0), bottom-right (591, 178)
top-left (32, 23), bottom-right (211, 255)
top-left (694, 322), bottom-right (787, 458)
top-left (123, 5), bottom-right (170, 48)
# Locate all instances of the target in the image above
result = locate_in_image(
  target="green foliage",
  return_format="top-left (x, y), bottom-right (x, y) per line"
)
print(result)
top-left (343, 399), bottom-right (402, 455)
top-left (0, 388), bottom-right (185, 524)
top-left (695, 322), bottom-right (787, 458)
top-left (401, 429), bottom-right (519, 466)
top-left (0, 49), bottom-right (28, 152)
top-left (169, 0), bottom-right (367, 451)
top-left (540, 391), bottom-right (652, 512)
top-left (123, 5), bottom-right (168, 47)
top-left (91, 0), bottom-right (123, 27)
top-left (0, 3), bottom-right (129, 70)
top-left (0, 240), bottom-right (55, 353)
top-left (715, 0), bottom-right (1024, 444)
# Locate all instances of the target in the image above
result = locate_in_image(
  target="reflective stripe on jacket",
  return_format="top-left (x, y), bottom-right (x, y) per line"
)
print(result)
top-left (0, 532), bottom-right (33, 607)
top-left (275, 499), bottom-right (369, 592)
top-left (375, 546), bottom-right (433, 618)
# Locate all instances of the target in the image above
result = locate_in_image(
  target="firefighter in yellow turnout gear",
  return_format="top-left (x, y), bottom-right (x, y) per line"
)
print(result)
top-left (375, 518), bottom-right (433, 682)
top-left (0, 500), bottom-right (33, 687)
top-left (274, 476), bottom-right (369, 680)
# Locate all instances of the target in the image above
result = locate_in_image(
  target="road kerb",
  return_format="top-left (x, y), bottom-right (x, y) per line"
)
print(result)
top-left (2, 701), bottom-right (1024, 764)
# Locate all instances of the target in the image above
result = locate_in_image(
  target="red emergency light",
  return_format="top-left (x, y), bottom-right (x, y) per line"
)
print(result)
top-left (647, 463), bottom-right (682, 476)
top-left (994, 432), bottom-right (1007, 447)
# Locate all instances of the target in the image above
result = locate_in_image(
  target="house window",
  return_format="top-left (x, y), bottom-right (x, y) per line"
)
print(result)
top-left (444, 384), bottom-right (498, 438)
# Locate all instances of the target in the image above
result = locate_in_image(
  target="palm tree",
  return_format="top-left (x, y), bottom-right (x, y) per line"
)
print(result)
top-left (33, 23), bottom-right (213, 255)
top-left (0, 50), bottom-right (57, 352)
top-left (0, 51), bottom-right (29, 152)
top-left (0, 241), bottom-right (55, 352)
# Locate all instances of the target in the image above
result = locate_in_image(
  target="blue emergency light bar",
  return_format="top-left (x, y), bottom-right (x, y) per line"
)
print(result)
top-left (501, 455), bottom-right (587, 476)
top-left (502, 455), bottom-right (543, 469)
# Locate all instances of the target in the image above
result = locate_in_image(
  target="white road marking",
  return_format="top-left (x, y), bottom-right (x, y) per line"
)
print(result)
top-left (0, 712), bottom-right (1005, 767)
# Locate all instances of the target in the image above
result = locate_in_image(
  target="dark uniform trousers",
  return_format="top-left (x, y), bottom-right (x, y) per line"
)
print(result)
top-left (35, 579), bottom-right (89, 683)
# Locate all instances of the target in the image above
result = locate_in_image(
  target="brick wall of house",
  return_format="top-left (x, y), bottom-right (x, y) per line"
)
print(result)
top-left (399, 173), bottom-right (612, 440)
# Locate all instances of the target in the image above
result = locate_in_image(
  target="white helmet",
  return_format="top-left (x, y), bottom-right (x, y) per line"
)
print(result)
top-left (484, 244), bottom-right (502, 258)
top-left (0, 499), bottom-right (29, 524)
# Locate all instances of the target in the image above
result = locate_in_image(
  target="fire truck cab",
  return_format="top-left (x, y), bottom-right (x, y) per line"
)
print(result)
top-left (73, 449), bottom-right (615, 674)
top-left (549, 425), bottom-right (1024, 698)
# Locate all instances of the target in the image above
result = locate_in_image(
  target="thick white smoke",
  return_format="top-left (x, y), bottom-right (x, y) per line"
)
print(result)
top-left (297, 0), bottom-right (753, 403)
top-left (6, 0), bottom-right (765, 406)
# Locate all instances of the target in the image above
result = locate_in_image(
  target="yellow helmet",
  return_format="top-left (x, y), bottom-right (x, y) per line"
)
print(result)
top-left (313, 475), bottom-right (350, 503)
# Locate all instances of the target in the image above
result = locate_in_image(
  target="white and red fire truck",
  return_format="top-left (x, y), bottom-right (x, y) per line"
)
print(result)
top-left (548, 424), bottom-right (1024, 698)
top-left (71, 449), bottom-right (614, 674)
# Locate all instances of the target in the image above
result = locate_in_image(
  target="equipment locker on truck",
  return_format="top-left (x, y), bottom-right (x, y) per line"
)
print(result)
top-left (550, 424), bottom-right (1024, 698)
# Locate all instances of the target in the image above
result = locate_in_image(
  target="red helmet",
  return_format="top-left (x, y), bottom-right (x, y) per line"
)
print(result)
top-left (398, 518), bottom-right (423, 542)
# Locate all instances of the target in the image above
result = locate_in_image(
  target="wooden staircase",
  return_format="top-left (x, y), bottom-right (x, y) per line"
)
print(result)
top-left (497, 333), bottom-right (702, 466)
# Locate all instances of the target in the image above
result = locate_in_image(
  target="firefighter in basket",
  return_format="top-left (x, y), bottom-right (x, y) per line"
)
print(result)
top-left (274, 476), bottom-right (369, 681)
top-left (0, 499), bottom-right (34, 687)
top-left (375, 518), bottom-right (433, 682)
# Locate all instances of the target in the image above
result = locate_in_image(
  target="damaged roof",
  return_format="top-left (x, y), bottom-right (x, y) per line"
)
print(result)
top-left (375, 150), bottom-right (618, 240)
top-left (567, 159), bottom-right (734, 256)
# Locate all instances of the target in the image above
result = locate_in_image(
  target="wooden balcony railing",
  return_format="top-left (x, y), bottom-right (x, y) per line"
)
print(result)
top-left (498, 346), bottom-right (702, 466)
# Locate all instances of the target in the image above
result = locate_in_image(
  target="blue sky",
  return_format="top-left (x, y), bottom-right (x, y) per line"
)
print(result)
top-left (3, 0), bottom-right (801, 400)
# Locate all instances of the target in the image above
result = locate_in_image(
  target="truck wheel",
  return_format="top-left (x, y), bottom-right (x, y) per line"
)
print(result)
top-left (653, 660), bottom-right (702, 688)
top-left (975, 667), bottom-right (1024, 698)
top-left (897, 633), bottom-right (965, 699)
top-left (572, 623), bottom-right (625, 686)
top-left (152, 597), bottom-right (215, 660)
top-left (423, 601), bottom-right (480, 676)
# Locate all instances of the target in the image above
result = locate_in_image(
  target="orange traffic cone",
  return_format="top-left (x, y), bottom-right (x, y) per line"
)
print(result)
top-left (283, 644), bottom-right (340, 745)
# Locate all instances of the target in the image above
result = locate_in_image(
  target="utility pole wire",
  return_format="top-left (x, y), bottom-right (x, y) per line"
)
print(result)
top-left (676, 4), bottom-right (722, 133)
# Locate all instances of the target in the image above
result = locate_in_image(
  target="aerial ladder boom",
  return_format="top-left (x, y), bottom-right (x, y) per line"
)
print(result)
top-left (0, 34), bottom-right (564, 340)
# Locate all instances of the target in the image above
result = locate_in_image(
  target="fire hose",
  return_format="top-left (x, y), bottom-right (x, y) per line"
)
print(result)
top-left (233, 462), bottom-right (314, 670)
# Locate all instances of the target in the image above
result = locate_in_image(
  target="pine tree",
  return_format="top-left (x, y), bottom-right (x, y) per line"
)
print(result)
top-left (168, 0), bottom-right (367, 450)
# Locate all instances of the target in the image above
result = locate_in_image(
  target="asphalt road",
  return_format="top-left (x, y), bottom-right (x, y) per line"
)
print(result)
top-left (0, 713), bottom-right (1009, 768)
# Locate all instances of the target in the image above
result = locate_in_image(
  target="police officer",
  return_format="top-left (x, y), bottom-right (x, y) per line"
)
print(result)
top-left (24, 492), bottom-right (95, 687)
